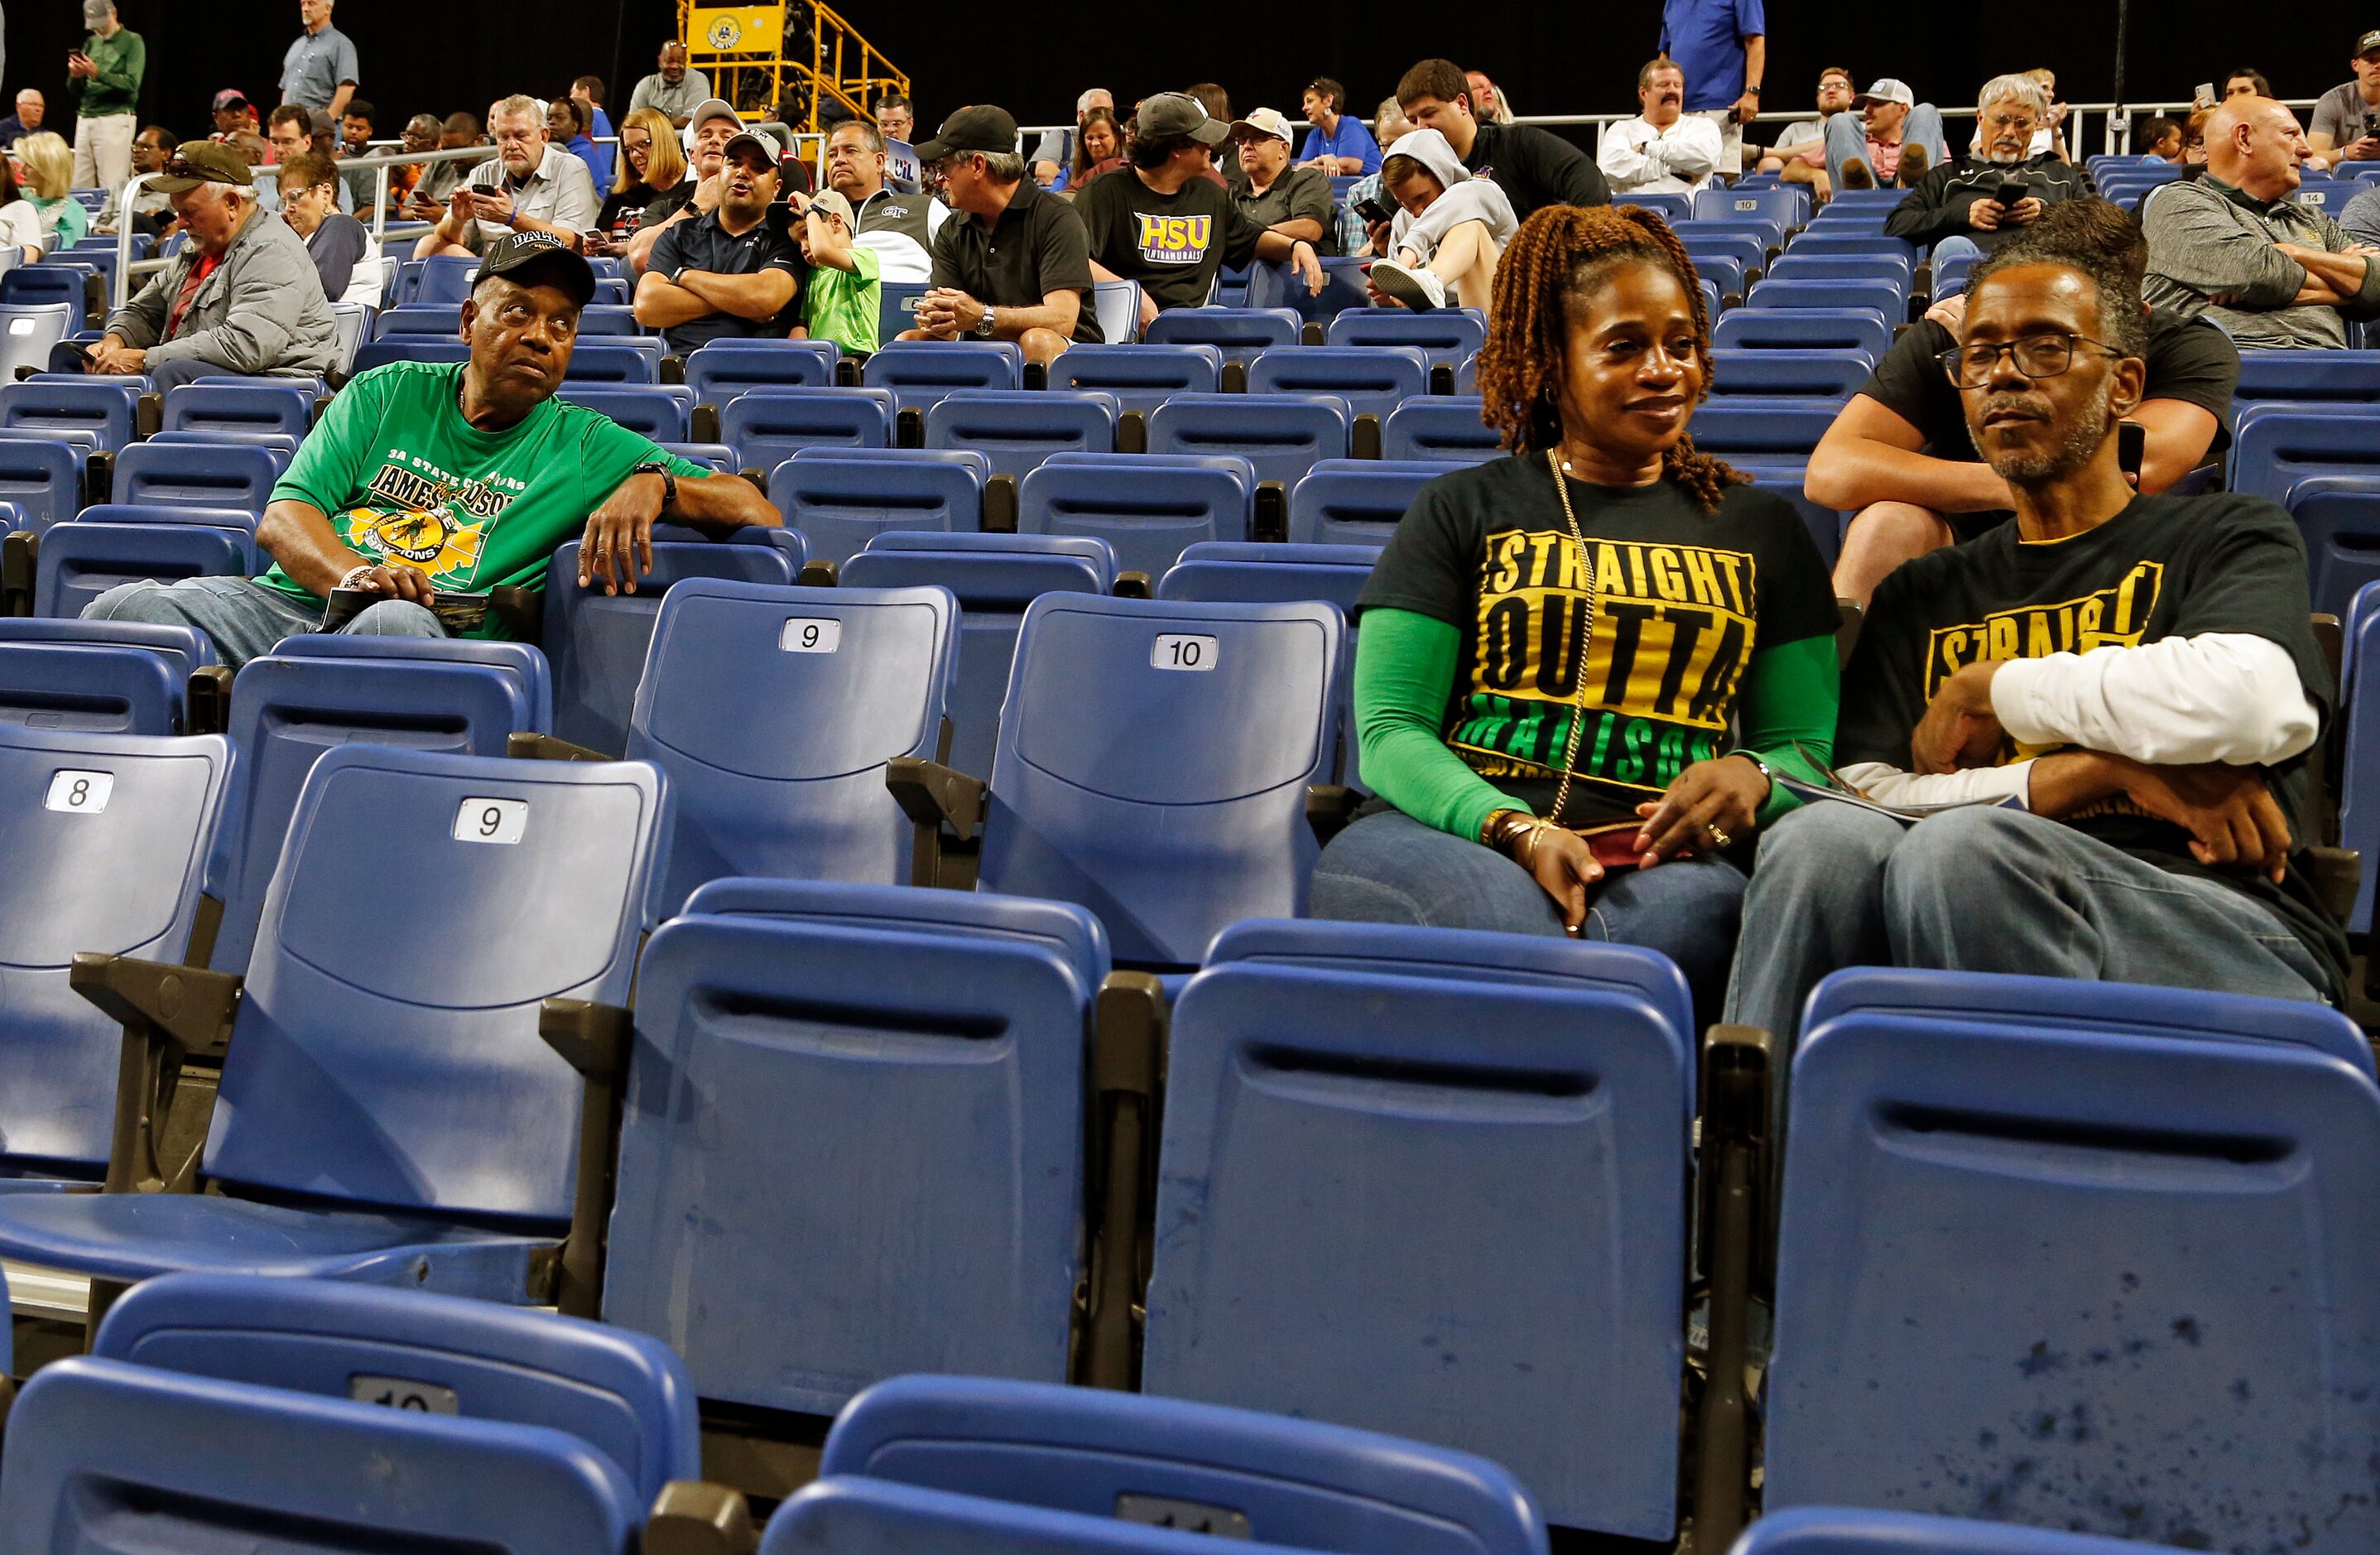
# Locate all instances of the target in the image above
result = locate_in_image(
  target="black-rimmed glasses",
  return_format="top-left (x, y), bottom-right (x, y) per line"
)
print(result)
top-left (1937, 332), bottom-right (2127, 389)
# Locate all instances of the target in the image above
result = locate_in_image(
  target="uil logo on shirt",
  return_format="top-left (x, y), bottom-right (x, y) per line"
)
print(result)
top-left (1134, 213), bottom-right (1213, 265)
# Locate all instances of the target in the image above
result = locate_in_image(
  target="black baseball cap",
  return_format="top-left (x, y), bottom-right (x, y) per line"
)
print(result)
top-left (472, 230), bottom-right (596, 306)
top-left (1137, 92), bottom-right (1230, 146)
top-left (915, 104), bottom-right (1018, 162)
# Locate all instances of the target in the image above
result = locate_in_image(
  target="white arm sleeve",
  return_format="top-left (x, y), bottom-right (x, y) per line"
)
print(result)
top-left (1666, 117), bottom-right (1724, 177)
top-left (1991, 633), bottom-right (2320, 767)
top-left (1836, 760), bottom-right (2038, 809)
top-left (1598, 123), bottom-right (1657, 185)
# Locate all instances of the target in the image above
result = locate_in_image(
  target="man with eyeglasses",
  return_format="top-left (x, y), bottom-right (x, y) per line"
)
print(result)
top-left (1818, 200), bottom-right (2238, 604)
top-left (1727, 231), bottom-right (2344, 1046)
top-left (413, 94), bottom-right (598, 259)
top-left (1885, 72), bottom-right (2090, 268)
top-left (2145, 95), bottom-right (2380, 351)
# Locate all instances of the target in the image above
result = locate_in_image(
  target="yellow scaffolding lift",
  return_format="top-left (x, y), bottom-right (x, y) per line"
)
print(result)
top-left (680, 2), bottom-right (909, 131)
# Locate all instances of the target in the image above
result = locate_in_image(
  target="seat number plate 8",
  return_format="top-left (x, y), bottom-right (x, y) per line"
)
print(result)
top-left (45, 770), bottom-right (113, 814)
top-left (454, 797), bottom-right (527, 844)
top-left (1152, 633), bottom-right (1218, 672)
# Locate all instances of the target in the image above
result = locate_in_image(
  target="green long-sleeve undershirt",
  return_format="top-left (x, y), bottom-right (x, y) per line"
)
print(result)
top-left (1353, 606), bottom-right (1841, 842)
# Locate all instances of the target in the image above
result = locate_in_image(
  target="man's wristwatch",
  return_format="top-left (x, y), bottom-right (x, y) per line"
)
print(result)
top-left (974, 306), bottom-right (998, 338)
top-left (632, 460), bottom-right (677, 514)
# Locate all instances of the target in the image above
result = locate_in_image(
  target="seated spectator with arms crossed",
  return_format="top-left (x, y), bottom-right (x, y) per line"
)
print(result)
top-left (86, 233), bottom-right (777, 668)
top-left (632, 129), bottom-right (804, 354)
top-left (2144, 96), bottom-right (2380, 351)
top-left (623, 98), bottom-right (739, 277)
top-left (1075, 92), bottom-right (1324, 332)
top-left (1363, 128), bottom-right (1516, 311)
top-left (1398, 57), bottom-right (1610, 220)
top-left (1599, 58), bottom-right (1724, 197)
top-left (900, 105), bottom-right (1099, 366)
top-left (58, 140), bottom-right (337, 392)
top-left (1885, 72), bottom-right (2089, 268)
top-left (1727, 236), bottom-right (2346, 1047)
top-left (1818, 200), bottom-right (2238, 604)
top-left (414, 94), bottom-right (599, 258)
top-left (1233, 107), bottom-right (1334, 253)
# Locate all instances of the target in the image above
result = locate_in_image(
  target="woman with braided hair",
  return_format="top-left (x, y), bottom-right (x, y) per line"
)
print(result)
top-left (1309, 203), bottom-right (1843, 1020)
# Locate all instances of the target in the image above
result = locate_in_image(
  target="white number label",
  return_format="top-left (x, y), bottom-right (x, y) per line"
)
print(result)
top-left (780, 618), bottom-right (843, 653)
top-left (1733, 198), bottom-right (1759, 211)
top-left (349, 1374), bottom-right (460, 1414)
top-left (45, 770), bottom-right (113, 813)
top-left (7, 318), bottom-right (32, 337)
top-left (453, 797), bottom-right (527, 845)
top-left (1152, 634), bottom-right (1218, 672)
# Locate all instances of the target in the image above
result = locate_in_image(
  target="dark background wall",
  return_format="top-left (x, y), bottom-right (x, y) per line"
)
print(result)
top-left (0, 1), bottom-right (2349, 152)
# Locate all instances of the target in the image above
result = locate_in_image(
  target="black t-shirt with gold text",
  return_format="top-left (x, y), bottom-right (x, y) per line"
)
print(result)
top-left (1074, 166), bottom-right (1268, 313)
top-left (1358, 456), bottom-right (1840, 827)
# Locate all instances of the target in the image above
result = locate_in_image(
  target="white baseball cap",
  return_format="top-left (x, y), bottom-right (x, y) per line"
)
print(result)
top-left (1230, 107), bottom-right (1296, 144)
top-left (1854, 79), bottom-right (1916, 108)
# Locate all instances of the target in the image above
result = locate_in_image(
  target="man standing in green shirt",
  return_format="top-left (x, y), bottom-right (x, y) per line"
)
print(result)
top-left (798, 187), bottom-right (881, 354)
top-left (84, 231), bottom-right (781, 667)
top-left (65, 0), bottom-right (142, 197)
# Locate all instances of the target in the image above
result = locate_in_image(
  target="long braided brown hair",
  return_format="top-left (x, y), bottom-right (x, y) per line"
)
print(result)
top-left (1477, 203), bottom-right (1747, 514)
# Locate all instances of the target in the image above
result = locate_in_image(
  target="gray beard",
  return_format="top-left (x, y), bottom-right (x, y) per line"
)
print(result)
top-left (1980, 147), bottom-right (2027, 166)
top-left (1974, 378), bottom-right (2114, 483)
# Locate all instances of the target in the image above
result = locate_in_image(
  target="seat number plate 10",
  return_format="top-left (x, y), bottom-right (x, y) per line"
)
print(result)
top-left (1152, 634), bottom-right (1218, 672)
top-left (349, 1374), bottom-right (460, 1414)
top-left (45, 770), bottom-right (113, 814)
top-left (454, 797), bottom-right (527, 844)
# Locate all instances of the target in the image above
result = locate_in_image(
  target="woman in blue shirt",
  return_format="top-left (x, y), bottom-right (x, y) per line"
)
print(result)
top-left (1299, 78), bottom-right (1381, 175)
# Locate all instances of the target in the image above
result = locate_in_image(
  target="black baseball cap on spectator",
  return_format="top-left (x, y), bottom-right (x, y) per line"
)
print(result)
top-left (915, 105), bottom-right (1017, 162)
top-left (472, 230), bottom-right (597, 306)
top-left (211, 89), bottom-right (249, 113)
top-left (1138, 92), bottom-right (1230, 146)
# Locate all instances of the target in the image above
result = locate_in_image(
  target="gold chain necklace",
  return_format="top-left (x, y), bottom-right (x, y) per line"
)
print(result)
top-left (1538, 449), bottom-right (1603, 827)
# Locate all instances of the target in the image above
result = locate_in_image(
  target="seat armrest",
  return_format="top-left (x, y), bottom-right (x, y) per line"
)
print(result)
top-left (1082, 972), bottom-right (1166, 1390)
top-left (1350, 413), bottom-right (1382, 460)
top-left (982, 473), bottom-right (1018, 533)
top-left (1253, 481), bottom-right (1286, 544)
top-left (1691, 1022), bottom-right (1771, 1550)
top-left (647, 1480), bottom-right (757, 1555)
top-left (186, 664), bottom-right (233, 734)
top-left (488, 585), bottom-right (543, 646)
top-left (887, 756), bottom-right (987, 840)
top-left (508, 732), bottom-right (610, 763)
top-left (796, 558), bottom-right (839, 588)
top-left (1113, 570), bottom-right (1151, 599)
top-left (73, 953), bottom-right (245, 1195)
top-left (540, 998), bottom-right (633, 1317)
top-left (2303, 845), bottom-right (2360, 927)
top-left (1305, 783), bottom-right (1360, 845)
top-left (2, 529), bottom-right (36, 616)
top-left (690, 402), bottom-right (721, 444)
top-left (660, 354), bottom-right (685, 386)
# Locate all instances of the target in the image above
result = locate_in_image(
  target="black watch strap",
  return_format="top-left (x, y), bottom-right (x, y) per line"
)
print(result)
top-left (634, 460), bottom-right (676, 514)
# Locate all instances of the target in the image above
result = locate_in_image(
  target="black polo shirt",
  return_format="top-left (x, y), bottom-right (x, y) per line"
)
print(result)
top-left (648, 207), bottom-right (808, 354)
top-left (928, 180), bottom-right (1102, 344)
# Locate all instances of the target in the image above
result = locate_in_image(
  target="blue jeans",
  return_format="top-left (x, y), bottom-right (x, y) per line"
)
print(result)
top-left (1930, 234), bottom-right (1985, 269)
top-left (1821, 106), bottom-right (1945, 191)
top-left (85, 575), bottom-right (450, 671)
top-left (1310, 806), bottom-right (1748, 1029)
top-left (45, 342), bottom-right (246, 393)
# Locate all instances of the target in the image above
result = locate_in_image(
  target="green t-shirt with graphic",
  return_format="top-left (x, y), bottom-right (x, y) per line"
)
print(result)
top-left (804, 242), bottom-right (881, 354)
top-left (257, 360), bottom-right (707, 633)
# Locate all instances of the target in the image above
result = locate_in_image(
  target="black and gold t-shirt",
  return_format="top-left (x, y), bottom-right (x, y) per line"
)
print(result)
top-left (1357, 455), bottom-right (1840, 826)
top-left (1838, 492), bottom-right (2348, 999)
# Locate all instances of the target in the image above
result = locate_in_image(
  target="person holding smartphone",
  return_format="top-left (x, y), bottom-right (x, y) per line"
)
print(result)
top-left (2308, 31), bottom-right (2380, 167)
top-left (1884, 73), bottom-right (2089, 269)
top-left (64, 0), bottom-right (142, 196)
top-left (413, 95), bottom-right (599, 259)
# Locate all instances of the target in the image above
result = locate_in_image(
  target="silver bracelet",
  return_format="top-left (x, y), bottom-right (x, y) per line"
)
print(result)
top-left (336, 564), bottom-right (377, 592)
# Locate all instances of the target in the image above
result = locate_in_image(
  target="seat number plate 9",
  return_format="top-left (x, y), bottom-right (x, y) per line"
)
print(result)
top-left (1152, 634), bottom-right (1218, 672)
top-left (349, 1374), bottom-right (460, 1414)
top-left (45, 770), bottom-right (113, 813)
top-left (781, 619), bottom-right (843, 652)
top-left (454, 797), bottom-right (527, 844)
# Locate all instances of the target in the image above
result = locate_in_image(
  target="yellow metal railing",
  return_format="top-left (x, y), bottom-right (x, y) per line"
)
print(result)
top-left (680, 1), bottom-right (908, 131)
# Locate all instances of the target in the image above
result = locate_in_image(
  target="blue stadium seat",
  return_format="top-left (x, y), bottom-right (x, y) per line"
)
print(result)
top-left (876, 279), bottom-right (926, 342)
top-left (144, 428), bottom-right (299, 466)
top-left (1714, 307), bottom-right (1895, 359)
top-left (1, 264), bottom-right (89, 330)
top-left (162, 380), bottom-right (316, 441)
top-left (2341, 580), bottom-right (2380, 934)
top-left (1685, 399), bottom-right (1842, 460)
top-left (1143, 306), bottom-right (1304, 361)
top-left (2284, 475), bottom-right (2380, 619)
top-left (1764, 255), bottom-right (1915, 291)
top-left (685, 339), bottom-right (839, 403)
top-left (604, 894), bottom-right (1099, 1412)
top-left (2230, 407), bottom-right (2380, 503)
top-left (0, 377), bottom-right (138, 451)
top-left (0, 301), bottom-right (76, 380)
top-left (1679, 232), bottom-right (1767, 282)
top-left (349, 339), bottom-right (470, 373)
top-left (411, 253), bottom-right (481, 303)
top-left (1734, 1508), bottom-right (2197, 1555)
top-left (4, 1355), bottom-right (650, 1555)
top-left (1055, 343), bottom-right (1224, 417)
top-left (1019, 452), bottom-right (1254, 577)
top-left (1094, 278), bottom-right (1144, 344)
top-left (94, 1272), bottom-right (700, 1509)
top-left (36, 519), bottom-right (260, 618)
top-left (661, 441), bottom-right (739, 471)
top-left (1618, 190), bottom-right (1692, 226)
top-left (760, 1476), bottom-right (1322, 1555)
top-left (843, 532), bottom-right (1116, 778)
top-left (1142, 955), bottom-right (1693, 1536)
top-left (1685, 249), bottom-right (1746, 301)
top-left (1695, 185), bottom-right (1805, 228)
top-left (627, 580), bottom-right (954, 908)
top-left (1325, 308), bottom-right (1488, 368)
top-left (0, 617), bottom-right (214, 734)
top-left (1782, 232), bottom-right (1919, 262)
top-left (722, 387), bottom-right (895, 466)
top-left (862, 339), bottom-right (1026, 413)
top-left (574, 303), bottom-right (642, 336)
top-left (926, 388), bottom-right (1119, 479)
top-left (557, 383), bottom-right (695, 441)
top-left (1248, 344), bottom-right (1430, 420)
top-left (1288, 458), bottom-right (1460, 546)
top-left (1762, 990), bottom-right (2380, 1550)
top-left (816, 1373), bottom-right (1550, 1555)
top-left (73, 500), bottom-right (260, 535)
top-left (1708, 348), bottom-right (1873, 398)
top-left (1676, 215), bottom-right (1786, 253)
top-left (0, 431), bottom-right (84, 532)
top-left (111, 440), bottom-right (281, 513)
top-left (205, 638), bottom-right (555, 975)
top-left (1383, 394), bottom-right (1500, 465)
top-left (0, 725), bottom-right (229, 1189)
top-left (370, 304), bottom-right (463, 339)
top-left (1148, 392), bottom-right (1349, 487)
top-left (952, 595), bottom-right (1343, 965)
top-left (544, 529), bottom-right (804, 754)
top-left (771, 450), bottom-right (983, 564)
top-left (0, 745), bottom-right (667, 1301)
top-left (563, 339), bottom-right (663, 384)
top-left (1247, 256), bottom-right (1375, 322)
top-left (1747, 278), bottom-right (1905, 316)
top-left (2233, 350), bottom-right (2380, 408)
top-left (1930, 249), bottom-right (1980, 300)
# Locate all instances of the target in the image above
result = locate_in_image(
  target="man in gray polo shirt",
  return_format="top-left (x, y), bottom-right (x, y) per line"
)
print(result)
top-left (414, 94), bottom-right (599, 258)
top-left (2309, 29), bottom-right (2380, 167)
top-left (281, 0), bottom-right (358, 122)
top-left (628, 42), bottom-right (711, 130)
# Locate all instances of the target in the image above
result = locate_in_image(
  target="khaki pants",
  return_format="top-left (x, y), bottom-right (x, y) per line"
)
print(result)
top-left (71, 113), bottom-right (135, 198)
top-left (1694, 109), bottom-right (1744, 177)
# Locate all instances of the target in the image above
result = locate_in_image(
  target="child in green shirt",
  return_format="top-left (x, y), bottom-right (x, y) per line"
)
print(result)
top-left (797, 188), bottom-right (881, 354)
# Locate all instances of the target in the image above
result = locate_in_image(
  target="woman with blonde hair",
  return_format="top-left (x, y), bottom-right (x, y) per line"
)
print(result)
top-left (592, 107), bottom-right (687, 251)
top-left (15, 131), bottom-right (88, 252)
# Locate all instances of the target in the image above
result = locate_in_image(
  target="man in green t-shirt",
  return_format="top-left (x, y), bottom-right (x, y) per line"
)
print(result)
top-left (84, 231), bottom-right (780, 668)
top-left (797, 187), bottom-right (881, 354)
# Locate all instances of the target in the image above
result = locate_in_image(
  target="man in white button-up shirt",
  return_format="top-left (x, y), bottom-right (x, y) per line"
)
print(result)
top-left (1599, 60), bottom-right (1724, 197)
